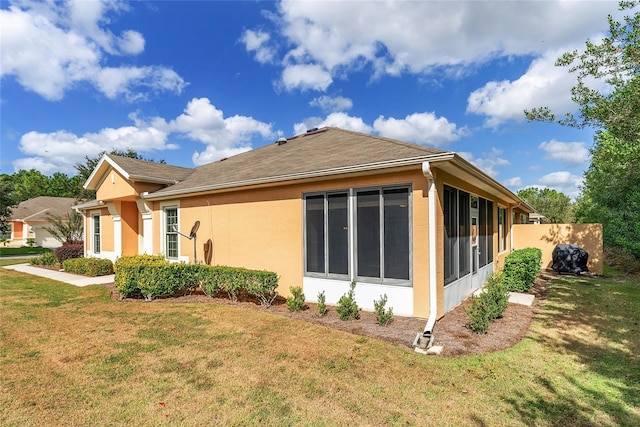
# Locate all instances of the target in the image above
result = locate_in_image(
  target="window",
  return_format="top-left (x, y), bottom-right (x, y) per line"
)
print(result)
top-left (444, 185), bottom-right (495, 285)
top-left (498, 207), bottom-right (507, 252)
top-left (303, 185), bottom-right (411, 285)
top-left (92, 214), bottom-right (101, 254)
top-left (304, 192), bottom-right (349, 277)
top-left (164, 207), bottom-right (178, 259)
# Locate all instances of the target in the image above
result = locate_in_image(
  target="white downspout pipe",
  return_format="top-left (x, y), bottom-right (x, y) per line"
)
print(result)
top-left (414, 161), bottom-right (438, 351)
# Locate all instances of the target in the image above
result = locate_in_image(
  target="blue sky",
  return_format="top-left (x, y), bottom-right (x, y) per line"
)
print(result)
top-left (0, 0), bottom-right (626, 199)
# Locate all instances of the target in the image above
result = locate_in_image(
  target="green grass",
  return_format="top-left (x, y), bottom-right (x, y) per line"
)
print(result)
top-left (0, 258), bottom-right (33, 267)
top-left (0, 246), bottom-right (52, 256)
top-left (1, 267), bottom-right (638, 426)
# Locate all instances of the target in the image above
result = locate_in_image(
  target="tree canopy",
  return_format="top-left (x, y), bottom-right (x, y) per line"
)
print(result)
top-left (517, 187), bottom-right (573, 224)
top-left (525, 1), bottom-right (640, 259)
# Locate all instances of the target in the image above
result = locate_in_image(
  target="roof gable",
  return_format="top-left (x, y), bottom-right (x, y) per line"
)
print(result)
top-left (84, 154), bottom-right (193, 190)
top-left (10, 196), bottom-right (77, 221)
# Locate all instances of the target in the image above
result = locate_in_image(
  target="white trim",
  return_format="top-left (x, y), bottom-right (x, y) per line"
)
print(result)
top-left (160, 200), bottom-right (180, 260)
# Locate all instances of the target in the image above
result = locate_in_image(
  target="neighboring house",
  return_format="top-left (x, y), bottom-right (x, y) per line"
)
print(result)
top-left (528, 212), bottom-right (549, 224)
top-left (75, 127), bottom-right (533, 325)
top-left (8, 196), bottom-right (78, 248)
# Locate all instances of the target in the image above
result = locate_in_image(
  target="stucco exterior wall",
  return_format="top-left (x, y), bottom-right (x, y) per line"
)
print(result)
top-left (152, 168), bottom-right (434, 317)
top-left (512, 223), bottom-right (603, 275)
top-left (121, 201), bottom-right (139, 256)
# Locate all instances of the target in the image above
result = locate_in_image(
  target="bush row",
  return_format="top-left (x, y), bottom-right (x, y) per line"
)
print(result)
top-left (502, 247), bottom-right (542, 292)
top-left (63, 257), bottom-right (114, 276)
top-left (114, 255), bottom-right (279, 305)
top-left (286, 282), bottom-right (394, 326)
top-left (466, 273), bottom-right (510, 334)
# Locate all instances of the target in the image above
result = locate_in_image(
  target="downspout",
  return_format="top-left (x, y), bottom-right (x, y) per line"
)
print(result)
top-left (414, 161), bottom-right (438, 352)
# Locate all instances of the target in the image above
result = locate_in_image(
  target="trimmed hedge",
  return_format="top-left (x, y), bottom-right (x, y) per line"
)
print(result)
top-left (113, 255), bottom-right (279, 304)
top-left (55, 243), bottom-right (84, 264)
top-left (63, 257), bottom-right (114, 276)
top-left (114, 255), bottom-right (168, 298)
top-left (502, 247), bottom-right (542, 292)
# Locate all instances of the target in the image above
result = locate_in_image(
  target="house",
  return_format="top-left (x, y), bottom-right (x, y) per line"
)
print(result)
top-left (528, 212), bottom-right (549, 224)
top-left (7, 196), bottom-right (78, 248)
top-left (75, 127), bottom-right (533, 330)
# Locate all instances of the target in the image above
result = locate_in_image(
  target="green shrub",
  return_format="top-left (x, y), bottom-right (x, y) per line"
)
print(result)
top-left (466, 295), bottom-right (491, 334)
top-left (63, 257), bottom-right (114, 276)
top-left (286, 286), bottom-right (305, 312)
top-left (243, 270), bottom-right (279, 308)
top-left (502, 247), bottom-right (542, 292)
top-left (337, 281), bottom-right (360, 320)
top-left (373, 294), bottom-right (394, 326)
top-left (55, 242), bottom-right (84, 264)
top-left (216, 266), bottom-right (245, 302)
top-left (113, 256), bottom-right (279, 303)
top-left (114, 255), bottom-right (168, 298)
top-left (31, 251), bottom-right (59, 267)
top-left (317, 291), bottom-right (327, 316)
top-left (466, 273), bottom-right (510, 334)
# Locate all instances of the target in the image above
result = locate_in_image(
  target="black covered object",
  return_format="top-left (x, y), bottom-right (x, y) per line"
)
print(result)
top-left (552, 244), bottom-right (589, 275)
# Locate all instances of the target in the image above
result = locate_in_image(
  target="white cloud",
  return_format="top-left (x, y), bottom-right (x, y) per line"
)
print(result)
top-left (539, 139), bottom-right (590, 165)
top-left (503, 177), bottom-right (523, 188)
top-left (466, 49), bottom-right (580, 127)
top-left (12, 98), bottom-right (274, 172)
top-left (310, 95), bottom-right (353, 113)
top-left (373, 112), bottom-right (467, 146)
top-left (241, 29), bottom-right (275, 64)
top-left (281, 64), bottom-right (332, 91)
top-left (459, 148), bottom-right (510, 178)
top-left (144, 97), bottom-right (274, 166)
top-left (293, 112), bottom-right (372, 135)
top-left (0, 0), bottom-right (185, 101)
top-left (14, 127), bottom-right (172, 174)
top-left (249, 1), bottom-right (616, 93)
top-left (538, 171), bottom-right (584, 199)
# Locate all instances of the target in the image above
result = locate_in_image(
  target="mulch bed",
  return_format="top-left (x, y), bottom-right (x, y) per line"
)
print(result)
top-left (102, 274), bottom-right (552, 356)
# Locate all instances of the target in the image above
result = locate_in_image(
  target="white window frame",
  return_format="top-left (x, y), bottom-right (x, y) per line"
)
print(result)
top-left (161, 201), bottom-right (180, 260)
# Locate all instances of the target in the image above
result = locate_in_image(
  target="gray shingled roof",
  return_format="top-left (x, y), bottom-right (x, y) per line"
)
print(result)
top-left (10, 196), bottom-right (78, 221)
top-left (107, 154), bottom-right (194, 183)
top-left (149, 127), bottom-right (450, 197)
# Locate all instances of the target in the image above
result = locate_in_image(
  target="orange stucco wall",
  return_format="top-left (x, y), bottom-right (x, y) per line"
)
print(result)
top-left (513, 223), bottom-right (603, 275)
top-left (151, 168), bottom-right (435, 317)
top-left (96, 168), bottom-right (165, 202)
top-left (85, 208), bottom-right (114, 253)
top-left (121, 201), bottom-right (139, 256)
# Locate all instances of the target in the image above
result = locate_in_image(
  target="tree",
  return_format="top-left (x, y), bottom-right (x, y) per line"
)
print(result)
top-left (8, 169), bottom-right (50, 203)
top-left (0, 175), bottom-right (15, 238)
top-left (517, 187), bottom-right (573, 224)
top-left (43, 210), bottom-right (84, 245)
top-left (525, 1), bottom-right (640, 259)
top-left (573, 132), bottom-right (640, 258)
top-left (525, 1), bottom-right (640, 141)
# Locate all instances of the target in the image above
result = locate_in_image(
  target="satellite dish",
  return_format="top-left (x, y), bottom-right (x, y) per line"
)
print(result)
top-left (190, 221), bottom-right (200, 238)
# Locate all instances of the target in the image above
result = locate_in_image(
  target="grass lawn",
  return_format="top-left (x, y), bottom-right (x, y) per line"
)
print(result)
top-left (0, 246), bottom-right (52, 256)
top-left (1, 268), bottom-right (638, 426)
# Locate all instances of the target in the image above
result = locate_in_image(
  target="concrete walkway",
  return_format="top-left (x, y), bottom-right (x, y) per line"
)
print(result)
top-left (3, 263), bottom-right (115, 287)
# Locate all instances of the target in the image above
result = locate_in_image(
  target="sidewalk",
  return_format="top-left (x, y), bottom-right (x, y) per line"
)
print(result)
top-left (3, 263), bottom-right (115, 287)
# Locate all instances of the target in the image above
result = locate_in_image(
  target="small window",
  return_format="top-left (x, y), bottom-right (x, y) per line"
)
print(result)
top-left (498, 207), bottom-right (507, 252)
top-left (164, 207), bottom-right (178, 259)
top-left (93, 215), bottom-right (101, 254)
